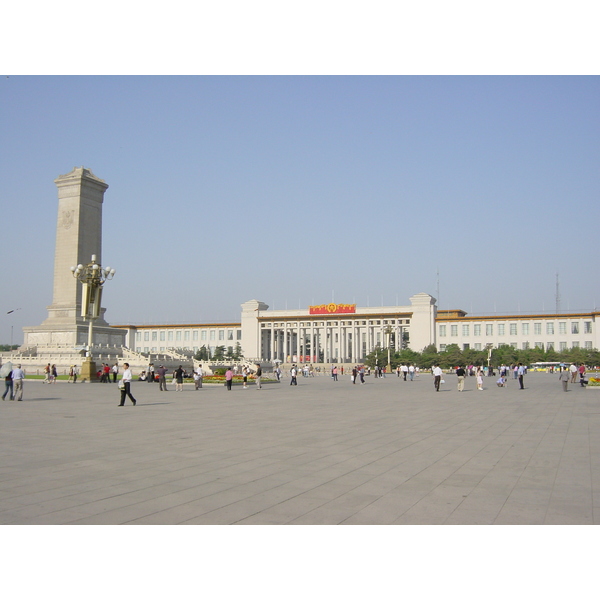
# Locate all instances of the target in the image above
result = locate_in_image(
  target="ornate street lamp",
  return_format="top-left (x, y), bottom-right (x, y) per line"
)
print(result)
top-left (71, 255), bottom-right (115, 381)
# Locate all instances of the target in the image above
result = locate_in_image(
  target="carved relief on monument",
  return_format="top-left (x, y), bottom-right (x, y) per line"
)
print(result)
top-left (60, 209), bottom-right (75, 230)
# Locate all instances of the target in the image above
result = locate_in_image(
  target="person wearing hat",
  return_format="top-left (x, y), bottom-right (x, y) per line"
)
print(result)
top-left (156, 365), bottom-right (168, 391)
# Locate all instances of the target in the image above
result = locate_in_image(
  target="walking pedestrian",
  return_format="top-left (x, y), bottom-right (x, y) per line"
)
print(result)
top-left (433, 365), bottom-right (442, 392)
top-left (174, 365), bottom-right (184, 391)
top-left (476, 367), bottom-right (484, 391)
top-left (456, 366), bottom-right (466, 391)
top-left (157, 365), bottom-right (168, 391)
top-left (559, 369), bottom-right (570, 392)
top-left (225, 367), bottom-right (234, 390)
top-left (569, 363), bottom-right (578, 383)
top-left (517, 363), bottom-right (525, 389)
top-left (2, 367), bottom-right (14, 400)
top-left (12, 364), bottom-right (25, 401)
top-left (290, 365), bottom-right (298, 386)
top-left (255, 363), bottom-right (262, 389)
top-left (118, 363), bottom-right (137, 406)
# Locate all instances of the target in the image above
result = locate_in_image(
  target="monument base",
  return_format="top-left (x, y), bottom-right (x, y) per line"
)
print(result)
top-left (80, 357), bottom-right (97, 382)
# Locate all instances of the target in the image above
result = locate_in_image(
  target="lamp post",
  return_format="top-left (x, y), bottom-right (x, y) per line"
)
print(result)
top-left (384, 325), bottom-right (393, 373)
top-left (486, 343), bottom-right (494, 376)
top-left (71, 255), bottom-right (115, 381)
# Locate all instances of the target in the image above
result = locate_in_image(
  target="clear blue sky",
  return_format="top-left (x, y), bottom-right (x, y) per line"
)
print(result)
top-left (1, 75), bottom-right (599, 342)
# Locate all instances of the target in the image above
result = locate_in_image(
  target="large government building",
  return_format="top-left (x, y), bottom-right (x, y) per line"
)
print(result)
top-left (115, 295), bottom-right (599, 364)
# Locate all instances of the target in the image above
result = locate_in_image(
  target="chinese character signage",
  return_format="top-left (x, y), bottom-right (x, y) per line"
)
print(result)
top-left (309, 303), bottom-right (356, 315)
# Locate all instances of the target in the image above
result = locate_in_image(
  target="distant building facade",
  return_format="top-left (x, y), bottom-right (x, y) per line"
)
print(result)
top-left (114, 295), bottom-right (599, 363)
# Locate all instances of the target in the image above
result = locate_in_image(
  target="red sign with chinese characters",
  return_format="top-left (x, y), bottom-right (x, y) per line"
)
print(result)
top-left (309, 303), bottom-right (356, 315)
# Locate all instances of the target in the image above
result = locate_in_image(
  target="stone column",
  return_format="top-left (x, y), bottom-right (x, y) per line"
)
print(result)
top-left (22, 167), bottom-right (126, 357)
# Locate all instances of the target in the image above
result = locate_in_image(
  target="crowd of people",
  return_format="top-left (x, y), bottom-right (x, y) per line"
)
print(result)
top-left (0, 358), bottom-right (594, 404)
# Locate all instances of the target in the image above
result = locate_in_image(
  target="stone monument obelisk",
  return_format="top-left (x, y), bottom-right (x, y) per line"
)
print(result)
top-left (22, 167), bottom-right (126, 360)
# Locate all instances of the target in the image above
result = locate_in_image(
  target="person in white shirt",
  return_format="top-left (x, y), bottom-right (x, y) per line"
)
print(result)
top-left (569, 363), bottom-right (578, 383)
top-left (195, 364), bottom-right (203, 389)
top-left (401, 364), bottom-right (408, 381)
top-left (118, 362), bottom-right (137, 406)
top-left (12, 365), bottom-right (25, 401)
top-left (432, 365), bottom-right (443, 392)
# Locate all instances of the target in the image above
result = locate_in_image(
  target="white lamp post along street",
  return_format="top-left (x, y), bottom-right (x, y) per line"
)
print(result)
top-left (71, 255), bottom-right (115, 381)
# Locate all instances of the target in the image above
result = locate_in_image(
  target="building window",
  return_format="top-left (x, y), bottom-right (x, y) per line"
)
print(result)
top-left (572, 341), bottom-right (579, 348)
top-left (160, 331), bottom-right (165, 341)
top-left (510, 323), bottom-right (517, 335)
top-left (201, 330), bottom-right (207, 341)
top-left (439, 325), bottom-right (446, 337)
top-left (585, 341), bottom-right (592, 349)
top-left (463, 344), bottom-right (470, 350)
top-left (151, 331), bottom-right (157, 341)
top-left (210, 330), bottom-right (215, 340)
top-left (451, 325), bottom-right (458, 336)
top-left (168, 331), bottom-right (173, 341)
top-left (559, 342), bottom-right (567, 350)
top-left (522, 342), bottom-right (529, 349)
top-left (144, 347), bottom-right (149, 353)
top-left (144, 331), bottom-right (149, 341)
top-left (559, 322), bottom-right (567, 335)
top-left (522, 323), bottom-right (529, 335)
top-left (510, 343), bottom-right (517, 348)
top-left (572, 322), bottom-right (579, 334)
top-left (585, 322), bottom-right (592, 334)
top-left (498, 324), bottom-right (505, 336)
top-left (547, 342), bottom-right (554, 351)
top-left (228, 330), bottom-right (234, 340)
top-left (535, 342), bottom-right (543, 349)
top-left (439, 344), bottom-right (446, 351)
top-left (184, 331), bottom-right (190, 341)
top-left (193, 330), bottom-right (198, 341)
top-left (474, 324), bottom-right (481, 336)
top-left (486, 324), bottom-right (493, 336)
top-left (534, 323), bottom-right (541, 335)
top-left (237, 330), bottom-right (242, 340)
top-left (219, 330), bottom-right (225, 340)
top-left (175, 331), bottom-right (181, 341)
top-left (474, 343), bottom-right (481, 350)
top-left (546, 323), bottom-right (554, 335)
top-left (136, 332), bottom-right (141, 342)
top-left (462, 325), bottom-right (469, 336)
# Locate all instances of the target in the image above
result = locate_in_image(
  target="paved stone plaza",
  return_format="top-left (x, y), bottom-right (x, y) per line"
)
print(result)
top-left (1, 372), bottom-right (599, 524)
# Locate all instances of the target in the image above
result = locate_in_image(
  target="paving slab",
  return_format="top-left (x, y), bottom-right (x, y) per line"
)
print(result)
top-left (1, 372), bottom-right (599, 524)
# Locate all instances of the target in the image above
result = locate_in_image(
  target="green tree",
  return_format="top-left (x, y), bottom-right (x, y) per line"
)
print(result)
top-left (440, 344), bottom-right (463, 369)
top-left (233, 342), bottom-right (244, 359)
top-left (419, 344), bottom-right (439, 370)
top-left (194, 345), bottom-right (210, 361)
top-left (212, 346), bottom-right (226, 360)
